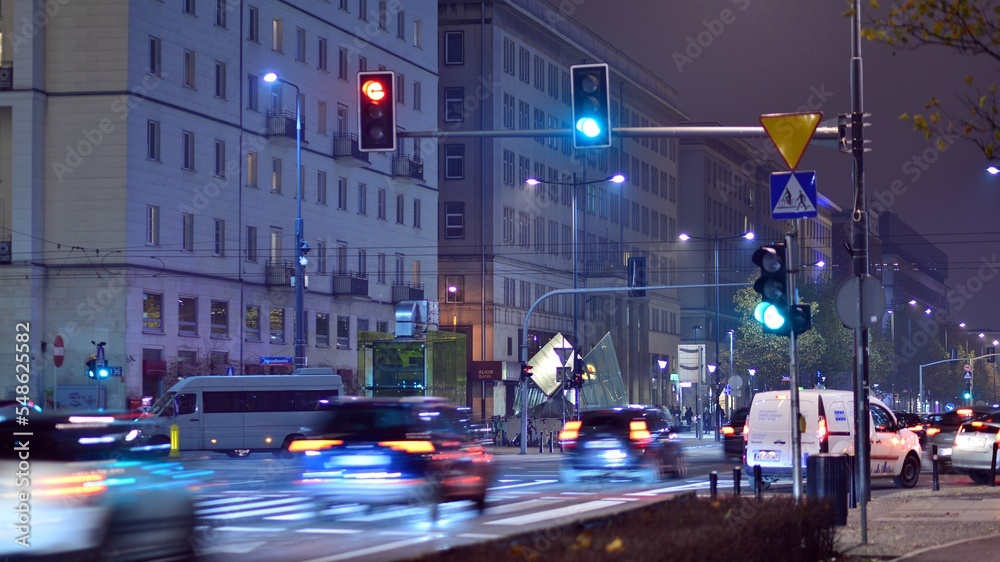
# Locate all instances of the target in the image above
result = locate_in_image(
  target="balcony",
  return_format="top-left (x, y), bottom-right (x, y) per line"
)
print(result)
top-left (265, 260), bottom-right (294, 286)
top-left (391, 155), bottom-right (424, 181)
top-left (265, 110), bottom-right (306, 142)
top-left (332, 271), bottom-right (369, 297)
top-left (0, 62), bottom-right (11, 90)
top-left (332, 133), bottom-right (370, 165)
top-left (391, 281), bottom-right (424, 303)
top-left (582, 261), bottom-right (626, 280)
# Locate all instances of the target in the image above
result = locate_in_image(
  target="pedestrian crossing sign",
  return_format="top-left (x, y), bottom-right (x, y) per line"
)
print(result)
top-left (770, 171), bottom-right (818, 219)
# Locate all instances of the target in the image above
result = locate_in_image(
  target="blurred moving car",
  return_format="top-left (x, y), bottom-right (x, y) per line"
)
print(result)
top-left (289, 397), bottom-right (492, 520)
top-left (924, 407), bottom-right (993, 471)
top-left (951, 410), bottom-right (1000, 485)
top-left (893, 411), bottom-right (928, 446)
top-left (0, 411), bottom-right (201, 562)
top-left (721, 407), bottom-right (751, 462)
top-left (558, 405), bottom-right (686, 483)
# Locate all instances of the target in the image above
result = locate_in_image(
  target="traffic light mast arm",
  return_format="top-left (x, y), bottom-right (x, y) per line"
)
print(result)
top-left (395, 126), bottom-right (842, 139)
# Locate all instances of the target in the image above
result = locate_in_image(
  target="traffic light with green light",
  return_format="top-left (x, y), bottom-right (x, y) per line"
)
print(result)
top-left (86, 357), bottom-right (97, 379)
top-left (752, 243), bottom-right (789, 335)
top-left (570, 63), bottom-right (611, 149)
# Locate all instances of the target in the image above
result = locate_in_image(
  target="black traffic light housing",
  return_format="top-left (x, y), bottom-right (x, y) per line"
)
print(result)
top-left (964, 380), bottom-right (973, 400)
top-left (627, 256), bottom-right (646, 298)
top-left (357, 71), bottom-right (396, 152)
top-left (752, 243), bottom-right (790, 335)
top-left (86, 357), bottom-right (97, 379)
top-left (520, 362), bottom-right (533, 381)
top-left (570, 63), bottom-right (611, 149)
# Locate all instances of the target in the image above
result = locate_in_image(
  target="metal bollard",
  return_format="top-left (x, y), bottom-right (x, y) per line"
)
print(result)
top-left (709, 471), bottom-right (718, 499)
top-left (753, 465), bottom-right (762, 500)
top-left (990, 443), bottom-right (998, 487)
top-left (549, 432), bottom-right (554, 453)
top-left (539, 432), bottom-right (544, 453)
top-left (932, 444), bottom-right (939, 492)
top-left (733, 466), bottom-right (742, 496)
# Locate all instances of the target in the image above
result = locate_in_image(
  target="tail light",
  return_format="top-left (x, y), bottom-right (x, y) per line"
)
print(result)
top-left (743, 421), bottom-right (751, 443)
top-left (36, 472), bottom-right (108, 498)
top-left (817, 415), bottom-right (829, 453)
top-left (287, 439), bottom-right (344, 453)
top-left (925, 427), bottom-right (941, 437)
top-left (629, 420), bottom-right (652, 447)
top-left (721, 426), bottom-right (735, 437)
top-left (558, 420), bottom-right (582, 450)
top-left (379, 440), bottom-right (435, 454)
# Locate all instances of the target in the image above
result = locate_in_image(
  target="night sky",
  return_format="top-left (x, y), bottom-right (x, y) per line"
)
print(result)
top-left (567, 1), bottom-right (1000, 332)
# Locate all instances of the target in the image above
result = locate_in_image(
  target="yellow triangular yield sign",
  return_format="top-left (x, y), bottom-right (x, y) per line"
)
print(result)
top-left (760, 112), bottom-right (822, 170)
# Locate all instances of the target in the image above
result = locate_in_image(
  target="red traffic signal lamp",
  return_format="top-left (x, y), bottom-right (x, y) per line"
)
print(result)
top-left (357, 71), bottom-right (396, 152)
top-left (520, 362), bottom-right (533, 380)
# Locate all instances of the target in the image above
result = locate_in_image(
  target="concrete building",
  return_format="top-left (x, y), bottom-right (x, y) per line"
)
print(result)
top-left (437, 0), bottom-right (686, 417)
top-left (0, 0), bottom-right (438, 409)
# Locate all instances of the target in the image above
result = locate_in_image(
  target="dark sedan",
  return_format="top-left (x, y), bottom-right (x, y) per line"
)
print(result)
top-left (289, 396), bottom-right (493, 520)
top-left (924, 407), bottom-right (994, 471)
top-left (893, 411), bottom-right (928, 446)
top-left (558, 405), bottom-right (686, 483)
top-left (722, 407), bottom-right (750, 462)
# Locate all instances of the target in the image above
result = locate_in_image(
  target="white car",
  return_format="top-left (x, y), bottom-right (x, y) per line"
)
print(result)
top-left (744, 389), bottom-right (922, 491)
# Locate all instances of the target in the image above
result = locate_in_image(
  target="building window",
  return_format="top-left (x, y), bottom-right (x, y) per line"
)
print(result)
top-left (413, 81), bottom-right (421, 111)
top-left (317, 170), bottom-right (327, 204)
top-left (316, 313), bottom-right (330, 346)
top-left (396, 9), bottom-right (405, 40)
top-left (338, 47), bottom-right (348, 79)
top-left (248, 5), bottom-right (259, 42)
top-left (214, 219), bottom-right (225, 256)
top-left (377, 253), bottom-right (386, 284)
top-left (316, 241), bottom-right (326, 274)
top-left (143, 293), bottom-right (163, 333)
top-left (359, 0), bottom-right (368, 21)
top-left (295, 27), bottom-right (306, 62)
top-left (214, 61), bottom-right (226, 98)
top-left (444, 87), bottom-right (464, 122)
top-left (357, 182), bottom-right (367, 215)
top-left (413, 199), bottom-right (421, 228)
top-left (444, 31), bottom-right (464, 65)
top-left (318, 37), bottom-right (329, 71)
top-left (146, 205), bottom-right (159, 246)
top-left (444, 144), bottom-right (464, 179)
top-left (377, 188), bottom-right (387, 220)
top-left (395, 73), bottom-right (405, 103)
top-left (271, 158), bottom-right (282, 192)
top-left (395, 194), bottom-right (404, 224)
top-left (272, 17), bottom-right (283, 52)
top-left (148, 36), bottom-right (162, 76)
top-left (413, 18), bottom-right (422, 48)
top-left (246, 74), bottom-right (259, 110)
top-left (337, 315), bottom-right (350, 349)
top-left (146, 120), bottom-right (160, 161)
top-left (182, 213), bottom-right (194, 252)
top-left (245, 305), bottom-right (260, 340)
top-left (502, 149), bottom-right (514, 185)
top-left (183, 0), bottom-right (195, 15)
top-left (182, 131), bottom-right (195, 170)
top-left (358, 248), bottom-right (367, 275)
top-left (317, 100), bottom-right (327, 134)
top-left (445, 276), bottom-right (464, 303)
top-left (377, 0), bottom-right (387, 29)
top-left (337, 176), bottom-right (348, 210)
top-left (214, 0), bottom-right (226, 27)
top-left (444, 202), bottom-right (464, 239)
top-left (246, 225), bottom-right (257, 262)
top-left (178, 297), bottom-right (198, 336)
top-left (246, 151), bottom-right (258, 187)
top-left (270, 308), bottom-right (285, 343)
top-left (358, 56), bottom-right (367, 72)
top-left (209, 352), bottom-right (229, 375)
top-left (214, 140), bottom-right (226, 177)
top-left (183, 50), bottom-right (196, 88)
top-left (337, 243), bottom-right (348, 273)
top-left (211, 300), bottom-right (228, 338)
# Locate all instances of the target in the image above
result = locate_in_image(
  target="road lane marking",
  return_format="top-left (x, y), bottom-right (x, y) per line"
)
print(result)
top-left (485, 498), bottom-right (562, 515)
top-left (489, 479), bottom-right (558, 490)
top-left (300, 535), bottom-right (443, 562)
top-left (485, 500), bottom-right (625, 526)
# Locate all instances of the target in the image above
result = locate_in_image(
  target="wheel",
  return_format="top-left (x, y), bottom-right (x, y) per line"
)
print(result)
top-left (273, 436), bottom-right (300, 459)
top-left (146, 435), bottom-right (171, 456)
top-left (968, 469), bottom-right (995, 485)
top-left (893, 454), bottom-right (921, 488)
top-left (473, 493), bottom-right (487, 514)
top-left (672, 451), bottom-right (688, 479)
top-left (559, 464), bottom-right (581, 484)
top-left (642, 458), bottom-right (663, 483)
top-left (227, 449), bottom-right (252, 458)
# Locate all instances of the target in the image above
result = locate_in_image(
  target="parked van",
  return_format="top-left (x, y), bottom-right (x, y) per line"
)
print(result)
top-left (744, 389), bottom-right (922, 491)
top-left (139, 372), bottom-right (343, 457)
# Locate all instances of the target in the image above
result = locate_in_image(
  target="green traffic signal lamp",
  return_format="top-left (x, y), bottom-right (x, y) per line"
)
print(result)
top-left (97, 364), bottom-right (111, 379)
top-left (570, 63), bottom-right (611, 149)
top-left (86, 358), bottom-right (97, 379)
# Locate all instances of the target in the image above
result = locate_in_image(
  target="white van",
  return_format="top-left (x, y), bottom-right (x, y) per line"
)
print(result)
top-left (744, 389), bottom-right (921, 490)
top-left (139, 372), bottom-right (343, 457)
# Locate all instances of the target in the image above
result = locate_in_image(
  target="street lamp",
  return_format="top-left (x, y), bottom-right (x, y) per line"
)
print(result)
top-left (264, 72), bottom-right (307, 370)
top-left (692, 324), bottom-right (703, 439)
top-left (748, 368), bottom-right (756, 407)
top-left (727, 328), bottom-right (735, 420)
top-left (657, 358), bottom-right (668, 408)
top-left (679, 230), bottom-right (754, 440)
top-left (525, 173), bottom-right (625, 405)
top-left (707, 364), bottom-right (718, 440)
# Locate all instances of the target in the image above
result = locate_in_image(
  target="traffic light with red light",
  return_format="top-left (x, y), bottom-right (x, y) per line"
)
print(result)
top-left (520, 362), bottom-right (533, 381)
top-left (357, 71), bottom-right (396, 152)
top-left (570, 63), bottom-right (611, 149)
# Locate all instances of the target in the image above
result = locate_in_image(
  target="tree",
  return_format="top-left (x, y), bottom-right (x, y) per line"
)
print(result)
top-left (857, 0), bottom-right (1000, 159)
